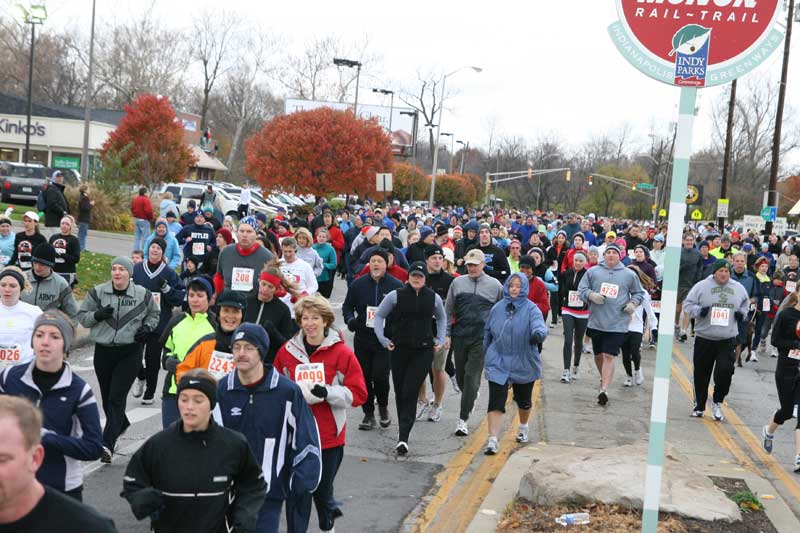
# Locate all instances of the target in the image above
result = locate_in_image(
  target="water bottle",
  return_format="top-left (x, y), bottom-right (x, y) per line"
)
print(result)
top-left (555, 512), bottom-right (590, 526)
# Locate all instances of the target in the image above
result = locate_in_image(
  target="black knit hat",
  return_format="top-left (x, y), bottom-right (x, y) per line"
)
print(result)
top-left (32, 243), bottom-right (56, 267)
top-left (232, 323), bottom-right (270, 362)
top-left (149, 237), bottom-right (167, 255)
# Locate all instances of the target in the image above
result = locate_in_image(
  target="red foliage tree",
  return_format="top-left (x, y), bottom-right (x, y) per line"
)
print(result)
top-left (777, 174), bottom-right (800, 213)
top-left (100, 94), bottom-right (196, 187)
top-left (245, 107), bottom-right (393, 197)
top-left (392, 162), bottom-right (429, 201)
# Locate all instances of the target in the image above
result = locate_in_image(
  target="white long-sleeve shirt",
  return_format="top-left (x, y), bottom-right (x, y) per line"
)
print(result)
top-left (279, 258), bottom-right (318, 296)
top-left (628, 291), bottom-right (658, 334)
top-left (0, 301), bottom-right (43, 368)
top-left (239, 188), bottom-right (251, 205)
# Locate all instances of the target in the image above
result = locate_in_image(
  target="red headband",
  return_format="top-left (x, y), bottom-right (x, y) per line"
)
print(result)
top-left (259, 272), bottom-right (287, 297)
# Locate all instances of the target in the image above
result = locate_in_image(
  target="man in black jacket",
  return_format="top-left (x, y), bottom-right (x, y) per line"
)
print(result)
top-left (342, 248), bottom-right (403, 430)
top-left (468, 224), bottom-right (510, 283)
top-left (44, 171), bottom-right (70, 236)
top-left (122, 370), bottom-right (266, 533)
top-left (677, 233), bottom-right (704, 342)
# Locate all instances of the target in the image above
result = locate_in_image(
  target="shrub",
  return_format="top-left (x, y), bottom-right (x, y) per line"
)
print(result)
top-left (64, 183), bottom-right (134, 232)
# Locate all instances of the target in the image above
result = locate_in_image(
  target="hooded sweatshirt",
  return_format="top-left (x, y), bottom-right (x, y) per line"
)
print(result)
top-left (483, 273), bottom-right (548, 385)
top-left (577, 259), bottom-right (645, 333)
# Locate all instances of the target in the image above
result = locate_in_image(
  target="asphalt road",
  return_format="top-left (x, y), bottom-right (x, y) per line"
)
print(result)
top-left (73, 275), bottom-right (492, 533)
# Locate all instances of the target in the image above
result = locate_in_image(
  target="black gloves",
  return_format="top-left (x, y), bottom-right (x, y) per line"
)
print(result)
top-left (310, 384), bottom-right (328, 399)
top-left (699, 307), bottom-right (710, 318)
top-left (94, 305), bottom-right (114, 322)
top-left (164, 356), bottom-right (179, 373)
top-left (530, 332), bottom-right (545, 346)
top-left (159, 280), bottom-right (170, 293)
top-left (124, 487), bottom-right (164, 520)
top-left (734, 312), bottom-right (744, 322)
top-left (347, 318), bottom-right (357, 332)
top-left (134, 325), bottom-right (153, 343)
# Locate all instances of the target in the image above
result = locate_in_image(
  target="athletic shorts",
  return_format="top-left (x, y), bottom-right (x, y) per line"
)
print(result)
top-left (587, 328), bottom-right (625, 357)
top-left (432, 344), bottom-right (447, 371)
top-left (677, 286), bottom-right (691, 304)
top-left (487, 380), bottom-right (535, 413)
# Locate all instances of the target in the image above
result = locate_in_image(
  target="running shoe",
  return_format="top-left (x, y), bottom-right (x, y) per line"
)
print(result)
top-left (634, 369), bottom-right (644, 386)
top-left (455, 419), bottom-right (469, 436)
top-left (691, 409), bottom-right (704, 418)
top-left (450, 375), bottom-right (461, 393)
top-left (396, 441), bottom-right (408, 455)
top-left (794, 454), bottom-right (800, 473)
top-left (549, 323), bottom-right (557, 329)
top-left (771, 348), bottom-right (778, 358)
top-left (582, 344), bottom-right (593, 355)
top-left (516, 426), bottom-right (530, 443)
top-left (428, 404), bottom-right (442, 422)
top-left (379, 405), bottom-right (391, 428)
top-left (711, 402), bottom-right (724, 422)
top-left (132, 378), bottom-right (145, 398)
top-left (484, 437), bottom-right (498, 455)
top-left (570, 366), bottom-right (580, 380)
top-left (679, 333), bottom-right (688, 343)
top-left (358, 413), bottom-right (377, 431)
top-left (415, 400), bottom-right (430, 420)
top-left (598, 390), bottom-right (608, 406)
top-left (623, 377), bottom-right (633, 387)
top-left (560, 370), bottom-right (571, 383)
top-left (141, 396), bottom-right (154, 405)
top-left (101, 446), bottom-right (113, 464)
top-left (750, 353), bottom-right (759, 363)
top-left (762, 426), bottom-right (774, 454)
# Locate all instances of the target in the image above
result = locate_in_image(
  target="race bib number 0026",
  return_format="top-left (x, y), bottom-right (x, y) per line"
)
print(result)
top-left (0, 345), bottom-right (21, 367)
top-left (295, 363), bottom-right (325, 386)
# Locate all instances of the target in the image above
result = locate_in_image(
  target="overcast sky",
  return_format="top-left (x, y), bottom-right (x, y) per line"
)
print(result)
top-left (10, 0), bottom-right (800, 167)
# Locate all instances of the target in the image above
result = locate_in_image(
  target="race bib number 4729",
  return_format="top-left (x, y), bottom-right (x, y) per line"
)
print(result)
top-left (600, 283), bottom-right (619, 298)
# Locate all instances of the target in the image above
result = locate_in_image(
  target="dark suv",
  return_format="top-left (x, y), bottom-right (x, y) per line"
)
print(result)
top-left (0, 162), bottom-right (47, 203)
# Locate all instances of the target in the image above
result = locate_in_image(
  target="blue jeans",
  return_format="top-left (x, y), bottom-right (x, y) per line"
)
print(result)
top-left (293, 446), bottom-right (344, 532)
top-left (161, 395), bottom-right (179, 429)
top-left (134, 218), bottom-right (150, 252)
top-left (78, 222), bottom-right (89, 251)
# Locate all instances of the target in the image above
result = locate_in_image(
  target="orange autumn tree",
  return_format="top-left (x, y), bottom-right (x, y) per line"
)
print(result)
top-left (431, 174), bottom-right (480, 206)
top-left (392, 162), bottom-right (429, 200)
top-left (99, 93), bottom-right (196, 188)
top-left (245, 107), bottom-right (393, 197)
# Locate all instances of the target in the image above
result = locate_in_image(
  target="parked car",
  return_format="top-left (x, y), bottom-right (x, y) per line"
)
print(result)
top-left (0, 162), bottom-right (47, 203)
top-left (45, 167), bottom-right (81, 187)
top-left (154, 182), bottom-right (276, 220)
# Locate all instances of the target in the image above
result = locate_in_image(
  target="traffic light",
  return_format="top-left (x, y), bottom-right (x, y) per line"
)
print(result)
top-left (632, 182), bottom-right (637, 190)
top-left (565, 170), bottom-right (571, 182)
top-left (587, 175), bottom-right (593, 186)
top-left (528, 167), bottom-right (532, 179)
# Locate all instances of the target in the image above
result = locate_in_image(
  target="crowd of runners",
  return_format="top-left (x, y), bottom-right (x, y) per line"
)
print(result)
top-left (0, 183), bottom-right (799, 532)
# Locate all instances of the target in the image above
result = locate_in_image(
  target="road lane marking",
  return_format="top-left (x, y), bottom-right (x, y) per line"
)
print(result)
top-left (671, 346), bottom-right (800, 503)
top-left (416, 381), bottom-right (541, 533)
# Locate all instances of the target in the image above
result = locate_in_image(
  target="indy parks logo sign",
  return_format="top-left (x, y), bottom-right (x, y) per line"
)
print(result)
top-left (609, 0), bottom-right (785, 87)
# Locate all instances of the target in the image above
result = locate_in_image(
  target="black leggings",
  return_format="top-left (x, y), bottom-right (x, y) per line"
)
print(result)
top-left (391, 346), bottom-right (434, 443)
top-left (562, 314), bottom-right (587, 370)
top-left (622, 332), bottom-right (643, 377)
top-left (318, 278), bottom-right (334, 298)
top-left (353, 338), bottom-right (390, 414)
top-left (487, 380), bottom-right (535, 413)
top-left (94, 343), bottom-right (141, 451)
top-left (549, 292), bottom-right (560, 324)
top-left (772, 360), bottom-right (800, 429)
top-left (137, 332), bottom-right (161, 400)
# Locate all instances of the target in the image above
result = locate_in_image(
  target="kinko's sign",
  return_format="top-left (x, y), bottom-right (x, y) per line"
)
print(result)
top-left (609, 0), bottom-right (784, 87)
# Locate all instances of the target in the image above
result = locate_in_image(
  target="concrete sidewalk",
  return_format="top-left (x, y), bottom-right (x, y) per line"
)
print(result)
top-left (464, 327), bottom-right (800, 532)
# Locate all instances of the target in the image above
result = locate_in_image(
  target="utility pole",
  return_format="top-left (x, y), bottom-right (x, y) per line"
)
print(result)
top-left (766, 0), bottom-right (794, 235)
top-left (81, 0), bottom-right (97, 178)
top-left (719, 79), bottom-right (737, 230)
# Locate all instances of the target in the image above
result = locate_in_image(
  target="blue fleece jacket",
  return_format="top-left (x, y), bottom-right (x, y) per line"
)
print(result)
top-left (144, 230), bottom-right (182, 270)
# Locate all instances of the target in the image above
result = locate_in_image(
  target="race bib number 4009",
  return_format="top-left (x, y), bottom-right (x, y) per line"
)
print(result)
top-left (295, 363), bottom-right (325, 386)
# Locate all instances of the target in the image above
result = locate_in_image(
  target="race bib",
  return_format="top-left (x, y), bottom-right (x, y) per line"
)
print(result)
top-left (152, 292), bottom-right (161, 306)
top-left (788, 349), bottom-right (800, 361)
top-left (365, 306), bottom-right (378, 327)
top-left (192, 242), bottom-right (205, 256)
top-left (787, 281), bottom-right (797, 293)
top-left (231, 267), bottom-right (254, 291)
top-left (627, 249), bottom-right (635, 259)
top-left (567, 290), bottom-right (582, 308)
top-left (295, 363), bottom-right (325, 386)
top-left (207, 351), bottom-right (235, 380)
top-left (0, 344), bottom-right (21, 367)
top-left (651, 300), bottom-right (661, 313)
top-left (600, 282), bottom-right (619, 298)
top-left (762, 297), bottom-right (770, 312)
top-left (710, 306), bottom-right (730, 327)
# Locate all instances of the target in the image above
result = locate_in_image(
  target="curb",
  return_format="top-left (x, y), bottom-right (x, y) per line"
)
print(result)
top-left (10, 220), bottom-right (134, 242)
top-left (465, 444), bottom-right (800, 533)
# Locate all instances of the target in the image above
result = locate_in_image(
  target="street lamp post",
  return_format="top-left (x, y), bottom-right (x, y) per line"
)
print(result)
top-left (333, 58), bottom-right (363, 114)
top-left (81, 0), bottom-right (97, 178)
top-left (372, 88), bottom-right (394, 133)
top-left (457, 140), bottom-right (469, 173)
top-left (400, 110), bottom-right (419, 202)
top-left (429, 66), bottom-right (482, 208)
top-left (18, 3), bottom-right (47, 164)
top-left (440, 133), bottom-right (454, 173)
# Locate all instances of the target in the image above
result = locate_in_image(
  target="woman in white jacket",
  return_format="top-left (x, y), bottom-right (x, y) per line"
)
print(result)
top-left (621, 265), bottom-right (658, 387)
